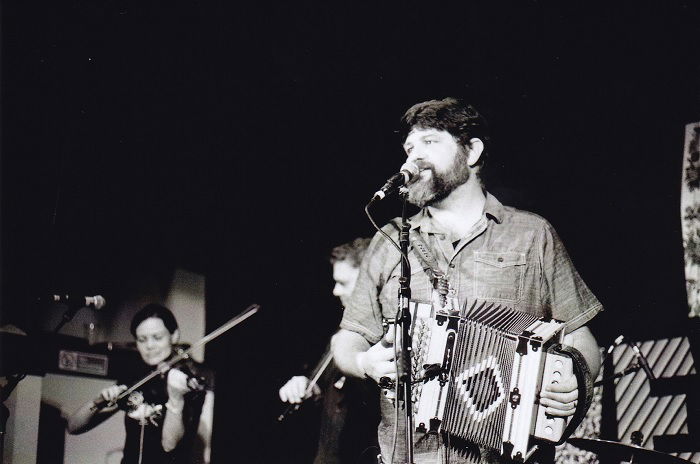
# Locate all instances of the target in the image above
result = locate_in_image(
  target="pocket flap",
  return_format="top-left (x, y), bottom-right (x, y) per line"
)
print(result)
top-left (474, 251), bottom-right (526, 268)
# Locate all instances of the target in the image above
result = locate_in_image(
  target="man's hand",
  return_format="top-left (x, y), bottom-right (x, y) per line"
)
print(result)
top-left (278, 376), bottom-right (320, 404)
top-left (356, 330), bottom-right (398, 384)
top-left (538, 326), bottom-right (599, 417)
top-left (539, 373), bottom-right (579, 417)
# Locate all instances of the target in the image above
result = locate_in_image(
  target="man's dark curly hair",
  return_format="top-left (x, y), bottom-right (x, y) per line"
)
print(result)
top-left (399, 97), bottom-right (490, 180)
top-left (330, 238), bottom-right (372, 267)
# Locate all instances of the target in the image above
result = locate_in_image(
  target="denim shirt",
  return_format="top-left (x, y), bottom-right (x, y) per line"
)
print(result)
top-left (339, 192), bottom-right (602, 463)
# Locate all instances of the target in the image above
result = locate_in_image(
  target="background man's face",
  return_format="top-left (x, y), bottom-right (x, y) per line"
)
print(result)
top-left (403, 127), bottom-right (470, 207)
top-left (332, 260), bottom-right (361, 306)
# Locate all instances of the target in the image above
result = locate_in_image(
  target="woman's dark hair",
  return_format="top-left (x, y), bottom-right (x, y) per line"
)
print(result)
top-left (130, 303), bottom-right (178, 336)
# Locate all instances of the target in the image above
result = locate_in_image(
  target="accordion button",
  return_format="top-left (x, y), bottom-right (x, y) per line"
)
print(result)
top-left (545, 426), bottom-right (553, 435)
top-left (552, 371), bottom-right (562, 380)
top-left (554, 360), bottom-right (563, 368)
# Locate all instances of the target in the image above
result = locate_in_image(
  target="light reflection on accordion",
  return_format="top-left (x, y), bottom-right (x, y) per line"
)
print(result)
top-left (406, 299), bottom-right (584, 462)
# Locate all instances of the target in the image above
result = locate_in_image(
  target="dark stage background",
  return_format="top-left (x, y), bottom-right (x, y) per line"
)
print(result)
top-left (2, 2), bottom-right (700, 462)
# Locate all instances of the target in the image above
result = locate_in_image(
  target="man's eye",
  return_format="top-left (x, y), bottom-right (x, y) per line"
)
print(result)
top-left (425, 139), bottom-right (435, 144)
top-left (137, 338), bottom-right (146, 343)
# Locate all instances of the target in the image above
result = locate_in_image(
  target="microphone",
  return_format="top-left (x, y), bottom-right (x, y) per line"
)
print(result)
top-left (631, 343), bottom-right (656, 381)
top-left (41, 294), bottom-right (107, 310)
top-left (607, 334), bottom-right (626, 355)
top-left (371, 161), bottom-right (420, 202)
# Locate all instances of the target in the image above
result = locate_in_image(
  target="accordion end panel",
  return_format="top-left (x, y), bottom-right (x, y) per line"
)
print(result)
top-left (504, 332), bottom-right (574, 461)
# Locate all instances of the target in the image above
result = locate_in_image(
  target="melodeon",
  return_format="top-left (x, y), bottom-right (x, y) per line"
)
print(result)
top-left (407, 299), bottom-right (590, 462)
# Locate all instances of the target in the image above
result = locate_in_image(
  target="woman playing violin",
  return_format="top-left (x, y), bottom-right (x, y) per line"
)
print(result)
top-left (66, 303), bottom-right (213, 464)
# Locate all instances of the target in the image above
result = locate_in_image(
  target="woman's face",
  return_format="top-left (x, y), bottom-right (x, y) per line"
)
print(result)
top-left (135, 317), bottom-right (176, 366)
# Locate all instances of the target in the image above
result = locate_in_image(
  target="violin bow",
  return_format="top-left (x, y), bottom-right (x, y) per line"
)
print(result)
top-left (93, 303), bottom-right (260, 410)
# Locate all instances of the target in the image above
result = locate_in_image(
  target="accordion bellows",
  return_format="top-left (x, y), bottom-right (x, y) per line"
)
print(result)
top-left (410, 299), bottom-right (574, 462)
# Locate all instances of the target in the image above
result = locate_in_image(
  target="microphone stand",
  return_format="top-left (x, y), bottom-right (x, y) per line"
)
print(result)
top-left (397, 191), bottom-right (414, 464)
top-left (0, 295), bottom-right (78, 458)
top-left (53, 302), bottom-right (85, 334)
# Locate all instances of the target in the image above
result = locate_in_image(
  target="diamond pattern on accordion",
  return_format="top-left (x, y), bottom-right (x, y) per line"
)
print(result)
top-left (453, 355), bottom-right (506, 422)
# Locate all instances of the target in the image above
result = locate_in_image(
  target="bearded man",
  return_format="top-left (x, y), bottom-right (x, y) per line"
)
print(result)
top-left (331, 98), bottom-right (602, 464)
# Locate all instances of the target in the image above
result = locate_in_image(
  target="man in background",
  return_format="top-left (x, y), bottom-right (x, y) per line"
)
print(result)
top-left (278, 238), bottom-right (379, 464)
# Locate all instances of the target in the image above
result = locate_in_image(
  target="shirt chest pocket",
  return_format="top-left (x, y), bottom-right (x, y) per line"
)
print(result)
top-left (473, 251), bottom-right (526, 302)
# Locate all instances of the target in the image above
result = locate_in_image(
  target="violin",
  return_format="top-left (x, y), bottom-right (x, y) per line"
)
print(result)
top-left (92, 303), bottom-right (259, 411)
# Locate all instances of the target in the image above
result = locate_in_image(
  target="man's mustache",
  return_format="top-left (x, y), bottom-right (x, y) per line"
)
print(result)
top-left (413, 160), bottom-right (435, 173)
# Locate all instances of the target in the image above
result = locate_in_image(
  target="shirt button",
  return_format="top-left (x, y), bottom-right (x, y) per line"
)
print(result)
top-left (497, 257), bottom-right (504, 262)
top-left (449, 263), bottom-right (456, 268)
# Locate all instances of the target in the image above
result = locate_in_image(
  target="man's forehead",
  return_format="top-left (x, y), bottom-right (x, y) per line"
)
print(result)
top-left (403, 127), bottom-right (447, 144)
top-left (333, 260), bottom-right (359, 276)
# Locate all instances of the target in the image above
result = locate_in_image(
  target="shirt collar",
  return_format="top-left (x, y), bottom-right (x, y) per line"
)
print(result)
top-left (483, 191), bottom-right (505, 224)
top-left (410, 190), bottom-right (505, 233)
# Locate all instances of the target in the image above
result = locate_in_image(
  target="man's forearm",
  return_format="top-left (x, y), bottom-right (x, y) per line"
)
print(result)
top-left (563, 326), bottom-right (601, 381)
top-left (331, 329), bottom-right (371, 378)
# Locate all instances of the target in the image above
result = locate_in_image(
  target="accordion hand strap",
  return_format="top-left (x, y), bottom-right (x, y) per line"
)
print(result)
top-left (548, 343), bottom-right (595, 444)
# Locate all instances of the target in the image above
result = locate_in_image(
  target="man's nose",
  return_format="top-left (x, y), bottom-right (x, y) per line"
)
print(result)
top-left (332, 284), bottom-right (342, 297)
top-left (406, 150), bottom-right (424, 165)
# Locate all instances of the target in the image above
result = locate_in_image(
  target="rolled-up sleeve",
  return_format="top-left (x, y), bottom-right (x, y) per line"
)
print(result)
top-left (538, 221), bottom-right (603, 333)
top-left (340, 231), bottom-right (394, 345)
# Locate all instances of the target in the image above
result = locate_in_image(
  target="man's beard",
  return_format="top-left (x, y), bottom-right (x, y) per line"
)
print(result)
top-left (407, 148), bottom-right (471, 208)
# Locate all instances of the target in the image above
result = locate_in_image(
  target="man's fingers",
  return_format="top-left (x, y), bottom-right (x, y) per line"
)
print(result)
top-left (540, 389), bottom-right (578, 404)
top-left (543, 403), bottom-right (577, 417)
top-left (540, 396), bottom-right (577, 410)
top-left (372, 360), bottom-right (397, 377)
top-left (366, 361), bottom-right (397, 383)
top-left (279, 376), bottom-right (310, 403)
top-left (544, 375), bottom-right (578, 393)
top-left (279, 387), bottom-right (300, 404)
top-left (369, 345), bottom-right (397, 362)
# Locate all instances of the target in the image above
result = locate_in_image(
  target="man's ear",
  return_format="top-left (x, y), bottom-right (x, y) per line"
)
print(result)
top-left (466, 138), bottom-right (484, 167)
top-left (171, 329), bottom-right (180, 345)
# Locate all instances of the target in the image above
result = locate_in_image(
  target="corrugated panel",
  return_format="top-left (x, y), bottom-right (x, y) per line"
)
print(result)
top-left (612, 336), bottom-right (698, 463)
